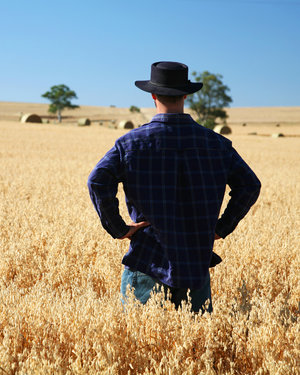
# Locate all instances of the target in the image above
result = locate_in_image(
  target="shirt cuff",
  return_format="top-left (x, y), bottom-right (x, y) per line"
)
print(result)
top-left (115, 225), bottom-right (131, 239)
top-left (215, 219), bottom-right (233, 239)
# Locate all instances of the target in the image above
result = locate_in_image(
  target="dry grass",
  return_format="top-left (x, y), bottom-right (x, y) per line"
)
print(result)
top-left (0, 118), bottom-right (299, 374)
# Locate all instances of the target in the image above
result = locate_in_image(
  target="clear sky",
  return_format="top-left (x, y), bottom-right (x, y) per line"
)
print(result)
top-left (1, 0), bottom-right (299, 108)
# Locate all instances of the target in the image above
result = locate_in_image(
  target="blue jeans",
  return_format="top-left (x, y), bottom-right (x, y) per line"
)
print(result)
top-left (121, 268), bottom-right (212, 313)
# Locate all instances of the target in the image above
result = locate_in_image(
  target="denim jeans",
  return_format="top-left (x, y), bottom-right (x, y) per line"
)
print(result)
top-left (121, 268), bottom-right (212, 313)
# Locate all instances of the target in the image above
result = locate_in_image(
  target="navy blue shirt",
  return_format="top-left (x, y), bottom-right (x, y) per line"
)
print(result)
top-left (87, 113), bottom-right (261, 289)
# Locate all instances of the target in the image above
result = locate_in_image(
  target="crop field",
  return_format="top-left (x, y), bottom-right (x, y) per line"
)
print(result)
top-left (0, 116), bottom-right (299, 374)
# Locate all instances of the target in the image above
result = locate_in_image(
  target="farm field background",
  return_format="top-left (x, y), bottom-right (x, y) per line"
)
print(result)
top-left (0, 103), bottom-right (299, 374)
top-left (1, 101), bottom-right (300, 134)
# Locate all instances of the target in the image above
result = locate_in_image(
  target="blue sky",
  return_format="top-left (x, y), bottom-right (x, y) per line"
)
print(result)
top-left (1, 0), bottom-right (299, 108)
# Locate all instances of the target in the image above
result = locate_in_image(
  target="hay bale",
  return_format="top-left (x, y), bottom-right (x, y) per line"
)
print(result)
top-left (42, 119), bottom-right (49, 124)
top-left (248, 132), bottom-right (257, 136)
top-left (118, 120), bottom-right (134, 129)
top-left (242, 123), bottom-right (247, 127)
top-left (20, 113), bottom-right (42, 123)
top-left (276, 123), bottom-right (280, 127)
top-left (78, 118), bottom-right (91, 126)
top-left (272, 133), bottom-right (284, 138)
top-left (213, 125), bottom-right (232, 135)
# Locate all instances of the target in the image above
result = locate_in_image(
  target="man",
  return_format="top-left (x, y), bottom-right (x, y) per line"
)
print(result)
top-left (87, 61), bottom-right (261, 313)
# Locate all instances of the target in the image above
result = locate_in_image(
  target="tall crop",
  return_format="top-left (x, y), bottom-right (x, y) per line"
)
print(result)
top-left (0, 121), bottom-right (299, 374)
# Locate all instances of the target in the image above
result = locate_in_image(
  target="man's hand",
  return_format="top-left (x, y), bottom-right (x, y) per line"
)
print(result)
top-left (215, 233), bottom-right (222, 240)
top-left (119, 221), bottom-right (150, 240)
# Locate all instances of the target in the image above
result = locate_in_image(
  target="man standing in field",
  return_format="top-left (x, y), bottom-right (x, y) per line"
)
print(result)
top-left (87, 61), bottom-right (261, 313)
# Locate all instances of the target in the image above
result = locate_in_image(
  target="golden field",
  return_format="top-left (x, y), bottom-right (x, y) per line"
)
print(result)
top-left (0, 103), bottom-right (299, 374)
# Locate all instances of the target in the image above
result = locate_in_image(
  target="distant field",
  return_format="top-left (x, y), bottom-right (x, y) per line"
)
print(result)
top-left (0, 118), bottom-right (299, 374)
top-left (1, 101), bottom-right (300, 132)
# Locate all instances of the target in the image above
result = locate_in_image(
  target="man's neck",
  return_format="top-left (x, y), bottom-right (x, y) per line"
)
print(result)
top-left (155, 103), bottom-right (184, 114)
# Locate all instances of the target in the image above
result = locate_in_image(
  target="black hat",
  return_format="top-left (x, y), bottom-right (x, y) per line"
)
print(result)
top-left (135, 61), bottom-right (203, 96)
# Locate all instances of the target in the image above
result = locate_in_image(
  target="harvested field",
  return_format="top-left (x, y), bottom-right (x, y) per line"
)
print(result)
top-left (1, 102), bottom-right (300, 131)
top-left (0, 112), bottom-right (299, 373)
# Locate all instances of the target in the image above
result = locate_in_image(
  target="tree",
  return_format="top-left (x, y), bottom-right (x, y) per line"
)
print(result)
top-left (186, 71), bottom-right (232, 129)
top-left (42, 84), bottom-right (79, 123)
top-left (129, 105), bottom-right (141, 113)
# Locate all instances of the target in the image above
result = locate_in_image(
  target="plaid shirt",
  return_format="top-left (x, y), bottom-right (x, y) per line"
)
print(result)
top-left (88, 113), bottom-right (261, 289)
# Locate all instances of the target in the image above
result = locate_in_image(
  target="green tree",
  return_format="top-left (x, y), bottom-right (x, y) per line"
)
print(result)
top-left (187, 71), bottom-right (232, 129)
top-left (42, 84), bottom-right (79, 123)
top-left (129, 105), bottom-right (141, 113)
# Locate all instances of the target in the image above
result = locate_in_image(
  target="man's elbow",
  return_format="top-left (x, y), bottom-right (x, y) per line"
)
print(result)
top-left (87, 175), bottom-right (93, 189)
top-left (251, 178), bottom-right (261, 204)
top-left (255, 177), bottom-right (262, 195)
top-left (87, 175), bottom-right (94, 194)
top-left (87, 168), bottom-right (99, 190)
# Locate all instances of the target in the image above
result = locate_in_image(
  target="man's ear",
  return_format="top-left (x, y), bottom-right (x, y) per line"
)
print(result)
top-left (151, 93), bottom-right (157, 100)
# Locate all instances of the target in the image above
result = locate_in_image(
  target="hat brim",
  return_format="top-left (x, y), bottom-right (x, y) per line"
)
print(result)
top-left (135, 80), bottom-right (203, 96)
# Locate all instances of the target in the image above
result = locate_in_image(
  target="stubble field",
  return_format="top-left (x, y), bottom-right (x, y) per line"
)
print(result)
top-left (0, 115), bottom-right (299, 374)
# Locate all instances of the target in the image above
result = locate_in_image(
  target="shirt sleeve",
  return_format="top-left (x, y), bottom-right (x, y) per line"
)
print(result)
top-left (87, 142), bottom-right (130, 239)
top-left (215, 147), bottom-right (261, 238)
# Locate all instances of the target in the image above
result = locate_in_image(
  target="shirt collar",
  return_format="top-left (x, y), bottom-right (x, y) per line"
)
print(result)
top-left (151, 113), bottom-right (194, 124)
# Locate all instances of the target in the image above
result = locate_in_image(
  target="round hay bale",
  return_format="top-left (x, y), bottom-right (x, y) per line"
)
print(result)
top-left (78, 118), bottom-right (91, 126)
top-left (272, 133), bottom-right (284, 138)
top-left (276, 123), bottom-right (280, 127)
top-left (248, 132), bottom-right (257, 136)
top-left (242, 123), bottom-right (247, 127)
top-left (213, 125), bottom-right (232, 135)
top-left (21, 113), bottom-right (42, 123)
top-left (118, 120), bottom-right (134, 129)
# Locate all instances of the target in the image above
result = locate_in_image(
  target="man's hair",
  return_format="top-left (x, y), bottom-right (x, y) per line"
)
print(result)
top-left (155, 94), bottom-right (185, 105)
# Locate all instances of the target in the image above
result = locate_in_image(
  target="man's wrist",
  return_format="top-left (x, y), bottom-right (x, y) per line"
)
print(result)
top-left (116, 225), bottom-right (131, 239)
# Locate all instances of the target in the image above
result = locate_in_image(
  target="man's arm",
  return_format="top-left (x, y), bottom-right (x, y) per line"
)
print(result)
top-left (88, 144), bottom-right (150, 239)
top-left (87, 144), bottom-right (130, 239)
top-left (215, 147), bottom-right (261, 239)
